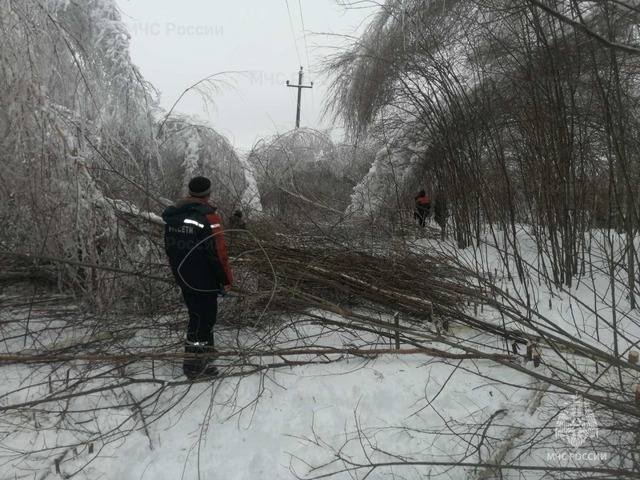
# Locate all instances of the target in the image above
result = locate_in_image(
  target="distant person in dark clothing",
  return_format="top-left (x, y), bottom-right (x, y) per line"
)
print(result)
top-left (414, 190), bottom-right (431, 227)
top-left (226, 209), bottom-right (247, 253)
top-left (434, 194), bottom-right (449, 237)
top-left (228, 209), bottom-right (247, 230)
top-left (162, 176), bottom-right (234, 380)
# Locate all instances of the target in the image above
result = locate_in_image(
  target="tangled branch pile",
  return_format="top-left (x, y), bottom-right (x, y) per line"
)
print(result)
top-left (225, 221), bottom-right (475, 330)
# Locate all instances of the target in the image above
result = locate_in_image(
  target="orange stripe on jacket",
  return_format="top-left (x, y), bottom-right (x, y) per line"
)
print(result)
top-left (184, 196), bottom-right (234, 285)
top-left (206, 210), bottom-right (234, 284)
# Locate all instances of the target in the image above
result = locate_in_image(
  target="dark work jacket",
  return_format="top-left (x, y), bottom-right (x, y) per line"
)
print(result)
top-left (162, 197), bottom-right (233, 295)
top-left (415, 195), bottom-right (431, 213)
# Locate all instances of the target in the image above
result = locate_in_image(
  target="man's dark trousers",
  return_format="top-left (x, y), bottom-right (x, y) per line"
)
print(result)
top-left (182, 292), bottom-right (218, 377)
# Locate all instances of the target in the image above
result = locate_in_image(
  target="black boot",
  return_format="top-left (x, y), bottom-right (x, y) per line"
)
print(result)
top-left (183, 341), bottom-right (217, 380)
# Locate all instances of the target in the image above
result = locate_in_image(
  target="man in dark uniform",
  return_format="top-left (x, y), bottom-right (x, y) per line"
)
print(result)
top-left (162, 176), bottom-right (234, 380)
top-left (414, 189), bottom-right (431, 227)
top-left (434, 193), bottom-right (448, 236)
top-left (228, 209), bottom-right (247, 230)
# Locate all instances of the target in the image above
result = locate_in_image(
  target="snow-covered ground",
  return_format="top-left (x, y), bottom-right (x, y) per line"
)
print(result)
top-left (1, 226), bottom-right (639, 479)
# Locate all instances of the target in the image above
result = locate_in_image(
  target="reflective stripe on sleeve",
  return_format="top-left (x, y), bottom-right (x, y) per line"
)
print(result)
top-left (184, 219), bottom-right (205, 228)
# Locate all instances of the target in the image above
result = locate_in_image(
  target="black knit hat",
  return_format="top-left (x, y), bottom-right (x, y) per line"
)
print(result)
top-left (188, 176), bottom-right (212, 197)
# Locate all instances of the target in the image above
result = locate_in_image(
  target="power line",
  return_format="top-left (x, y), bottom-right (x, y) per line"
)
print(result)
top-left (284, 1), bottom-right (315, 128)
top-left (284, 0), bottom-right (302, 66)
top-left (297, 0), bottom-right (312, 75)
top-left (297, 0), bottom-right (315, 117)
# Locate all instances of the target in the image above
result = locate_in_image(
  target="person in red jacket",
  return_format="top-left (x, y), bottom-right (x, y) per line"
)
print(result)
top-left (414, 189), bottom-right (431, 227)
top-left (162, 176), bottom-right (234, 380)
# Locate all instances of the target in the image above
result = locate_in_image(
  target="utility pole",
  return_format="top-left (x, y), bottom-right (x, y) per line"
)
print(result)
top-left (286, 66), bottom-right (313, 129)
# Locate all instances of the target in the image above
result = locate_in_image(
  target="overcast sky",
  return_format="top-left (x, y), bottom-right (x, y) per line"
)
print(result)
top-left (116, 0), bottom-right (374, 152)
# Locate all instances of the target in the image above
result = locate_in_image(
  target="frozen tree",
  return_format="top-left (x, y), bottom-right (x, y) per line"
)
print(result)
top-left (157, 114), bottom-right (246, 214)
top-left (238, 152), bottom-right (263, 214)
top-left (0, 0), bottom-right (162, 295)
top-left (327, 0), bottom-right (640, 287)
top-left (346, 133), bottom-right (428, 225)
top-left (248, 128), bottom-right (356, 220)
top-left (0, 0), bottom-right (244, 302)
